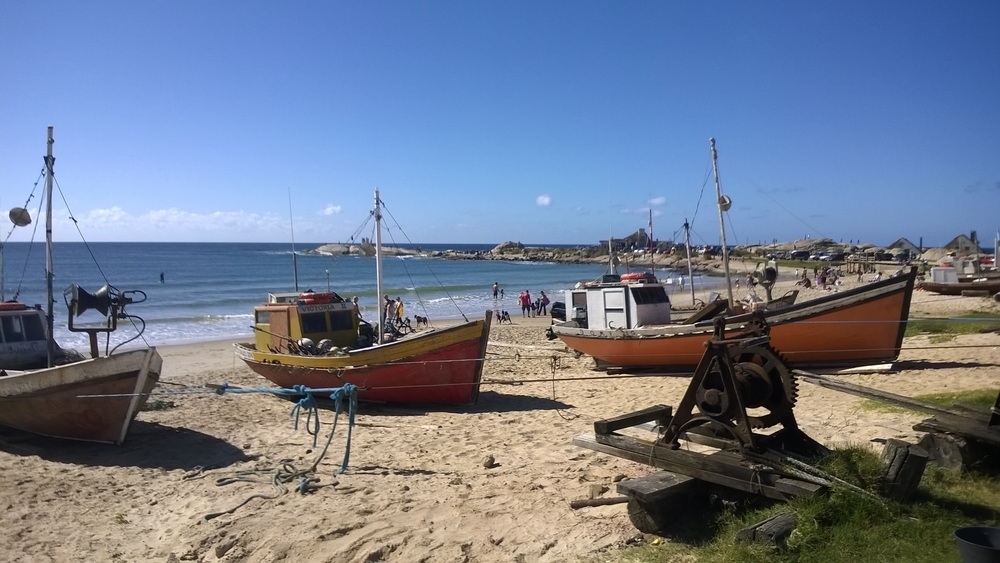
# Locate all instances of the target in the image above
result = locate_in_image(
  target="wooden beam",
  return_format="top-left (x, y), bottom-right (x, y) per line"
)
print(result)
top-left (594, 404), bottom-right (672, 435)
top-left (573, 433), bottom-right (822, 501)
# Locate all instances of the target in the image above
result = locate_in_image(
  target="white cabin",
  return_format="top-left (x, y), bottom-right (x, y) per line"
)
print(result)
top-left (564, 277), bottom-right (672, 330)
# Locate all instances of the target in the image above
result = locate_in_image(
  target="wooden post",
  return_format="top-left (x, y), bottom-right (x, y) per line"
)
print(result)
top-left (880, 439), bottom-right (928, 501)
top-left (735, 512), bottom-right (797, 546)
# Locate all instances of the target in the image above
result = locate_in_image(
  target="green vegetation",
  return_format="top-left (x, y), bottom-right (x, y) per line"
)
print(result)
top-left (859, 388), bottom-right (998, 415)
top-left (141, 399), bottom-right (176, 411)
top-left (606, 447), bottom-right (1000, 563)
top-left (906, 312), bottom-right (1000, 338)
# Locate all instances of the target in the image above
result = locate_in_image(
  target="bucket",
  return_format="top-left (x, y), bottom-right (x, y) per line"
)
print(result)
top-left (955, 527), bottom-right (1000, 563)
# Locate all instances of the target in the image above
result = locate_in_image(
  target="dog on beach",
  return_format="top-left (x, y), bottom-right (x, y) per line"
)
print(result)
top-left (414, 314), bottom-right (429, 327)
top-left (497, 310), bottom-right (512, 324)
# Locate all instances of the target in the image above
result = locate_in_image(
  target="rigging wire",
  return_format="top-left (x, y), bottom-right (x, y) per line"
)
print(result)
top-left (377, 197), bottom-right (470, 323)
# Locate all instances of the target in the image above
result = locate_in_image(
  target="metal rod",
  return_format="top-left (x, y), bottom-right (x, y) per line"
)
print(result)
top-left (44, 126), bottom-right (55, 367)
top-left (710, 137), bottom-right (735, 310)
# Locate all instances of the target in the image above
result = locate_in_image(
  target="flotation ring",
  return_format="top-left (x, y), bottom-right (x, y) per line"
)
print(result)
top-left (0, 302), bottom-right (27, 311)
top-left (298, 291), bottom-right (336, 304)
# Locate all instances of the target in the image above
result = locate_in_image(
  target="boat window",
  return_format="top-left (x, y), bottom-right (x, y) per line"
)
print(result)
top-left (301, 311), bottom-right (328, 334)
top-left (21, 314), bottom-right (45, 341)
top-left (630, 286), bottom-right (669, 305)
top-left (329, 310), bottom-right (355, 331)
top-left (1, 315), bottom-right (25, 342)
top-left (256, 310), bottom-right (271, 324)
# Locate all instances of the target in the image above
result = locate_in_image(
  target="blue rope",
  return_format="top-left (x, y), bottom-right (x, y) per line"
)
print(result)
top-left (328, 383), bottom-right (358, 474)
top-left (214, 381), bottom-right (359, 474)
top-left (289, 384), bottom-right (321, 446)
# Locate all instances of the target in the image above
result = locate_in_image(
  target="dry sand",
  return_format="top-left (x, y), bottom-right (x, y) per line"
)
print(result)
top-left (2, 268), bottom-right (999, 562)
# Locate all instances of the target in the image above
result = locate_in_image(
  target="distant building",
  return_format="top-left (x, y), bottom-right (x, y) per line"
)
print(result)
top-left (600, 228), bottom-right (651, 252)
top-left (943, 234), bottom-right (982, 255)
top-left (887, 238), bottom-right (921, 254)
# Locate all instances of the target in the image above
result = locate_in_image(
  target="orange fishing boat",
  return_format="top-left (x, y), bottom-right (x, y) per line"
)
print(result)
top-left (550, 267), bottom-right (916, 371)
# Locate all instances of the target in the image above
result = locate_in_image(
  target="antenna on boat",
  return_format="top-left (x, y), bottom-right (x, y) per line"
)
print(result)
top-left (683, 218), bottom-right (696, 306)
top-left (648, 209), bottom-right (654, 274)
top-left (288, 188), bottom-right (299, 292)
top-left (44, 125), bottom-right (56, 367)
top-left (710, 138), bottom-right (735, 310)
top-left (374, 188), bottom-right (385, 344)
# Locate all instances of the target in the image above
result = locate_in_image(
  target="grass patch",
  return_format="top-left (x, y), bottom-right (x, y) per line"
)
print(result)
top-left (906, 312), bottom-right (1000, 337)
top-left (859, 389), bottom-right (998, 415)
top-left (141, 399), bottom-right (176, 411)
top-left (611, 447), bottom-right (1000, 562)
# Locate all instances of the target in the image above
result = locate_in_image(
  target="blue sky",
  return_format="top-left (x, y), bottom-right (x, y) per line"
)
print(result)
top-left (2, 2), bottom-right (998, 249)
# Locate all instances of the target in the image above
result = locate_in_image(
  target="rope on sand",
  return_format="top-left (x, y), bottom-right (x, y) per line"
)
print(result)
top-left (200, 383), bottom-right (357, 522)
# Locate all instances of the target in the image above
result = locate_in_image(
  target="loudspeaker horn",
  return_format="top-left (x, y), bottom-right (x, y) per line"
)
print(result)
top-left (8, 207), bottom-right (31, 227)
top-left (67, 284), bottom-right (113, 317)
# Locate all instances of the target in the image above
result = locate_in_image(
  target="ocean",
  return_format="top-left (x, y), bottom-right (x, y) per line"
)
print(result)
top-left (0, 242), bottom-right (720, 351)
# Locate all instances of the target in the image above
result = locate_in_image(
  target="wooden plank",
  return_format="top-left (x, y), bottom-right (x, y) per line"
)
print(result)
top-left (594, 404), bottom-right (672, 435)
top-left (573, 433), bottom-right (823, 500)
top-left (616, 471), bottom-right (695, 504)
top-left (913, 414), bottom-right (1000, 447)
top-left (735, 512), bottom-right (797, 546)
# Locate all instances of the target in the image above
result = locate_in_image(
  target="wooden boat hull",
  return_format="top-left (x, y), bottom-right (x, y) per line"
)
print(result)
top-left (235, 316), bottom-right (492, 404)
top-left (552, 269), bottom-right (916, 370)
top-left (917, 279), bottom-right (1000, 296)
top-left (0, 348), bottom-right (162, 444)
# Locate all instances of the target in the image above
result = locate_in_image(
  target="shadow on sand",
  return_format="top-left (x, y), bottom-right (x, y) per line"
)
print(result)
top-left (309, 389), bottom-right (574, 418)
top-left (0, 421), bottom-right (253, 471)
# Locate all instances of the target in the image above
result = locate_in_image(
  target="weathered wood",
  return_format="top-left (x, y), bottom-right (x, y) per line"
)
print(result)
top-left (914, 414), bottom-right (1000, 447)
top-left (627, 497), bottom-right (668, 534)
top-left (573, 433), bottom-right (823, 501)
top-left (569, 496), bottom-right (629, 509)
top-left (917, 432), bottom-right (970, 471)
top-left (616, 471), bottom-right (695, 504)
top-left (880, 439), bottom-right (928, 501)
top-left (990, 389), bottom-right (1000, 427)
top-left (735, 512), bottom-right (797, 546)
top-left (594, 405), bottom-right (672, 435)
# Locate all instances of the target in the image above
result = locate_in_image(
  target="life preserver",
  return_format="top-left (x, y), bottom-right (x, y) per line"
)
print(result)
top-left (0, 302), bottom-right (27, 311)
top-left (620, 272), bottom-right (647, 282)
top-left (299, 292), bottom-right (335, 304)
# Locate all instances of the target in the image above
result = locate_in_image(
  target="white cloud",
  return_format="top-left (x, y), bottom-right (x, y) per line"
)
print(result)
top-left (322, 205), bottom-right (342, 216)
top-left (536, 194), bottom-right (552, 206)
top-left (648, 196), bottom-right (666, 206)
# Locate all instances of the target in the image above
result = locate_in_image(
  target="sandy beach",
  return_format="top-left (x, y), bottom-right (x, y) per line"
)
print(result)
top-left (2, 267), bottom-right (999, 562)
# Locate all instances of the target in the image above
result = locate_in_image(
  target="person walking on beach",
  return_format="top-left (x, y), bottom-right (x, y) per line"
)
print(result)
top-left (500, 288), bottom-right (505, 299)
top-left (395, 297), bottom-right (404, 325)
top-left (539, 291), bottom-right (550, 316)
top-left (352, 296), bottom-right (363, 319)
top-left (492, 282), bottom-right (499, 299)
top-left (383, 294), bottom-right (395, 326)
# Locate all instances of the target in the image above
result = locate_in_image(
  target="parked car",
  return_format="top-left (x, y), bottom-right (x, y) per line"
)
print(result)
top-left (822, 252), bottom-right (846, 262)
top-left (789, 250), bottom-right (810, 261)
top-left (550, 301), bottom-right (566, 321)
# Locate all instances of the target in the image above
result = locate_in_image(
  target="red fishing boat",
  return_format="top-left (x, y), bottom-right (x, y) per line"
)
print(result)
top-left (235, 190), bottom-right (492, 404)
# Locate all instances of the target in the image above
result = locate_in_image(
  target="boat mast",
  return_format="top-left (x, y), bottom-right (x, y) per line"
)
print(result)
top-left (44, 126), bottom-right (55, 367)
top-left (374, 188), bottom-right (385, 344)
top-left (288, 188), bottom-right (299, 291)
top-left (710, 138), bottom-right (734, 310)
top-left (683, 219), bottom-right (696, 306)
top-left (648, 209), bottom-right (654, 274)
